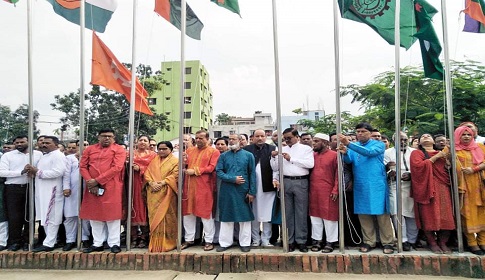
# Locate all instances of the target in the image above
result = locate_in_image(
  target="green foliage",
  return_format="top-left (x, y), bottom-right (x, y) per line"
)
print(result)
top-left (292, 108), bottom-right (303, 115)
top-left (0, 104), bottom-right (39, 143)
top-left (297, 112), bottom-right (356, 134)
top-left (215, 113), bottom-right (232, 125)
top-left (50, 65), bottom-right (170, 144)
top-left (340, 60), bottom-right (485, 136)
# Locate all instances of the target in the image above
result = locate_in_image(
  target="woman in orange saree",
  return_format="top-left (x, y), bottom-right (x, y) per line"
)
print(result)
top-left (144, 141), bottom-right (179, 252)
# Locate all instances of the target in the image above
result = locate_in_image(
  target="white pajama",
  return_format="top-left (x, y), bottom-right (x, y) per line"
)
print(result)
top-left (183, 214), bottom-right (215, 243)
top-left (90, 220), bottom-right (120, 247)
top-left (310, 216), bottom-right (338, 243)
top-left (219, 221), bottom-right (251, 247)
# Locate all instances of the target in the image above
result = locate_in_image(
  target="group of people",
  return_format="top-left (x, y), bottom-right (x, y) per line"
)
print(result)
top-left (1, 120), bottom-right (485, 255)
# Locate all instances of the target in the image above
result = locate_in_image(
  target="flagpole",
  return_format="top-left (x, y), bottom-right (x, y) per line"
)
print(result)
top-left (271, 0), bottom-right (288, 253)
top-left (332, 0), bottom-right (345, 253)
top-left (126, 0), bottom-right (139, 252)
top-left (27, 0), bottom-right (35, 251)
top-left (441, 0), bottom-right (463, 253)
top-left (177, 0), bottom-right (187, 252)
top-left (394, 0), bottom-right (403, 253)
top-left (76, 0), bottom-right (86, 252)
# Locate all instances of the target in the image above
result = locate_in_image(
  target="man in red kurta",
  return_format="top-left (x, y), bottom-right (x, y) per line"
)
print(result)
top-left (79, 129), bottom-right (126, 254)
top-left (309, 133), bottom-right (339, 253)
top-left (181, 130), bottom-right (220, 251)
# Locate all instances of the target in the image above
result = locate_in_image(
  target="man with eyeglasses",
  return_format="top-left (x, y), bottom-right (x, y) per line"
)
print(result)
top-left (79, 129), bottom-right (126, 254)
top-left (270, 128), bottom-right (314, 252)
top-left (149, 139), bottom-right (157, 152)
top-left (384, 131), bottom-right (418, 251)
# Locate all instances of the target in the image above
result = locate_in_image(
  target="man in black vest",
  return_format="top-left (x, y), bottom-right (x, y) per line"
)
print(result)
top-left (244, 129), bottom-right (277, 247)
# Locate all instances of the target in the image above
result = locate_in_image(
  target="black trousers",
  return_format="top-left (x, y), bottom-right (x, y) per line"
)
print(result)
top-left (5, 184), bottom-right (30, 245)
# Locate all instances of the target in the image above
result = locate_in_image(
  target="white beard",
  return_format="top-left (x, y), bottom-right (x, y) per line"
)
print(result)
top-left (229, 142), bottom-right (240, 151)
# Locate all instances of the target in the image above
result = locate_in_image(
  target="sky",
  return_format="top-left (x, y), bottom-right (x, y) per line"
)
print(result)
top-left (0, 0), bottom-right (484, 135)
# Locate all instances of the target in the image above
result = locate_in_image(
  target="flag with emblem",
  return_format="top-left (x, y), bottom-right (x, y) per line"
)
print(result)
top-left (45, 0), bottom-right (117, 33)
top-left (91, 32), bottom-right (153, 115)
top-left (3, 0), bottom-right (20, 4)
top-left (210, 0), bottom-right (240, 16)
top-left (338, 0), bottom-right (417, 49)
top-left (154, 0), bottom-right (204, 40)
top-left (463, 0), bottom-right (485, 33)
top-left (413, 0), bottom-right (443, 80)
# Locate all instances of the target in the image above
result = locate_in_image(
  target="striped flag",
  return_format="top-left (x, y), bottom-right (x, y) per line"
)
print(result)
top-left (154, 0), bottom-right (204, 40)
top-left (45, 0), bottom-right (117, 33)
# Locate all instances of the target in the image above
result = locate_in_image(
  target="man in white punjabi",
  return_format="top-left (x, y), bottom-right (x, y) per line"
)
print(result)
top-left (27, 136), bottom-right (66, 252)
top-left (271, 128), bottom-right (314, 252)
top-left (243, 129), bottom-right (277, 247)
top-left (216, 134), bottom-right (256, 252)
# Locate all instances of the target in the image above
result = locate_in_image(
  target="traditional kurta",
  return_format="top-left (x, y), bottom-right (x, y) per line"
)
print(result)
top-left (35, 149), bottom-right (66, 226)
top-left (144, 153), bottom-right (179, 252)
top-left (63, 154), bottom-right (80, 218)
top-left (216, 149), bottom-right (256, 222)
top-left (79, 143), bottom-right (126, 221)
top-left (343, 139), bottom-right (388, 215)
top-left (456, 145), bottom-right (485, 233)
top-left (309, 149), bottom-right (339, 221)
top-left (410, 149), bottom-right (455, 231)
top-left (182, 146), bottom-right (220, 219)
top-left (131, 150), bottom-right (156, 226)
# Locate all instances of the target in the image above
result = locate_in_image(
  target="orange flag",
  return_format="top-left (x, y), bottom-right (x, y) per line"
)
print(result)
top-left (91, 32), bottom-right (153, 115)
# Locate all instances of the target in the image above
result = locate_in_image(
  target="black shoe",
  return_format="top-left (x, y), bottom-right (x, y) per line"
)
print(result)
top-left (402, 241), bottom-right (411, 251)
top-left (32, 245), bottom-right (55, 253)
top-left (240, 246), bottom-right (250, 253)
top-left (288, 244), bottom-right (295, 252)
top-left (110, 245), bottom-right (121, 253)
top-left (23, 244), bottom-right (29, 251)
top-left (63, 242), bottom-right (76, 251)
top-left (83, 246), bottom-right (104, 253)
top-left (8, 243), bottom-right (21, 251)
top-left (216, 246), bottom-right (229, 252)
top-left (298, 244), bottom-right (308, 253)
top-left (82, 240), bottom-right (91, 249)
top-left (0, 245), bottom-right (6, 251)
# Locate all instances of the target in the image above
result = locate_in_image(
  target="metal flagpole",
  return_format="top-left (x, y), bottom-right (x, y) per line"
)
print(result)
top-left (332, 0), bottom-right (345, 253)
top-left (76, 0), bottom-right (86, 252)
top-left (126, 0), bottom-right (139, 251)
top-left (177, 0), bottom-right (187, 252)
top-left (441, 0), bottom-right (463, 253)
top-left (394, 0), bottom-right (403, 253)
top-left (27, 0), bottom-right (35, 251)
top-left (271, 0), bottom-right (288, 253)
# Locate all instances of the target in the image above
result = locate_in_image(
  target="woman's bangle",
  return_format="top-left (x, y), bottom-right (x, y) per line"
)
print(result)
top-left (473, 166), bottom-right (481, 173)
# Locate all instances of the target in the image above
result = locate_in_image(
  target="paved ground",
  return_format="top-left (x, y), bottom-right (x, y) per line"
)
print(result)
top-left (0, 270), bottom-right (470, 280)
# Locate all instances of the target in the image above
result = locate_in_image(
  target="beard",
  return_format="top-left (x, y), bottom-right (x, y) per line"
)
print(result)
top-left (228, 142), bottom-right (240, 151)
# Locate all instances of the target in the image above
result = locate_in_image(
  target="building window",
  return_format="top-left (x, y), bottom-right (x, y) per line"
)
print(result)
top-left (167, 67), bottom-right (172, 71)
top-left (184, 82), bottom-right (191, 89)
top-left (184, 112), bottom-right (192, 119)
top-left (147, 98), bottom-right (156, 105)
top-left (165, 97), bottom-right (171, 101)
top-left (166, 82), bottom-right (170, 86)
top-left (185, 67), bottom-right (192, 74)
top-left (184, 97), bottom-right (192, 104)
top-left (183, 127), bottom-right (192, 134)
top-left (314, 112), bottom-right (319, 121)
top-left (214, 131), bottom-right (222, 138)
top-left (165, 112), bottom-right (171, 115)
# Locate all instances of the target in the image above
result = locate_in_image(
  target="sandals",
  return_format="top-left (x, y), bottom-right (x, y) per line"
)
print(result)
top-left (359, 243), bottom-right (375, 253)
top-left (430, 244), bottom-right (443, 254)
top-left (322, 242), bottom-right (334, 253)
top-left (137, 239), bottom-right (147, 248)
top-left (203, 242), bottom-right (214, 251)
top-left (383, 244), bottom-right (394, 254)
top-left (181, 241), bottom-right (195, 250)
top-left (311, 241), bottom-right (322, 252)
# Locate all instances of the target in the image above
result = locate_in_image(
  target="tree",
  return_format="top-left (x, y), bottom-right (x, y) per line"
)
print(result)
top-left (0, 104), bottom-right (39, 142)
top-left (297, 112), bottom-right (356, 134)
top-left (215, 113), bottom-right (232, 125)
top-left (292, 108), bottom-right (303, 115)
top-left (51, 65), bottom-right (170, 144)
top-left (340, 60), bottom-right (485, 136)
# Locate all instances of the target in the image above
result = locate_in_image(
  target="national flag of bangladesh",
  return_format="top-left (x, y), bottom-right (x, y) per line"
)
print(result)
top-left (463, 0), bottom-right (485, 33)
top-left (338, 0), bottom-right (417, 50)
top-left (154, 0), bottom-right (204, 40)
top-left (413, 0), bottom-right (444, 80)
top-left (210, 0), bottom-right (240, 16)
top-left (3, 0), bottom-right (20, 4)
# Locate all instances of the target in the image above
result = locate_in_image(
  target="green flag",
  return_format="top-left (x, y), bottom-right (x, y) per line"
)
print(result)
top-left (413, 0), bottom-right (444, 80)
top-left (3, 0), bottom-right (20, 4)
top-left (339, 0), bottom-right (417, 49)
top-left (210, 0), bottom-right (240, 16)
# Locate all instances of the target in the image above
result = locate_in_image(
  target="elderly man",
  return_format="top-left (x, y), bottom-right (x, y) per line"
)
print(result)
top-left (216, 134), bottom-right (256, 252)
top-left (384, 132), bottom-right (418, 251)
top-left (309, 133), bottom-right (339, 253)
top-left (79, 129), bottom-right (126, 254)
top-left (27, 136), bottom-right (66, 252)
top-left (0, 136), bottom-right (42, 251)
top-left (338, 123), bottom-right (394, 254)
top-left (244, 129), bottom-right (277, 247)
top-left (181, 130), bottom-right (220, 251)
top-left (271, 128), bottom-right (314, 252)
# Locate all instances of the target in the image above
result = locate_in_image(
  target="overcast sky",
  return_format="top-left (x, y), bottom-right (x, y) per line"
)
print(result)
top-left (0, 0), bottom-right (483, 134)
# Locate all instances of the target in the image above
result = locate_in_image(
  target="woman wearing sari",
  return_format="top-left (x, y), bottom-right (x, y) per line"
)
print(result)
top-left (131, 135), bottom-right (156, 248)
top-left (410, 134), bottom-right (455, 254)
top-left (144, 141), bottom-right (179, 252)
top-left (455, 126), bottom-right (485, 255)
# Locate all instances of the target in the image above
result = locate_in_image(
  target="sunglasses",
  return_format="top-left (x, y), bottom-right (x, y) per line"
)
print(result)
top-left (149, 144), bottom-right (156, 147)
